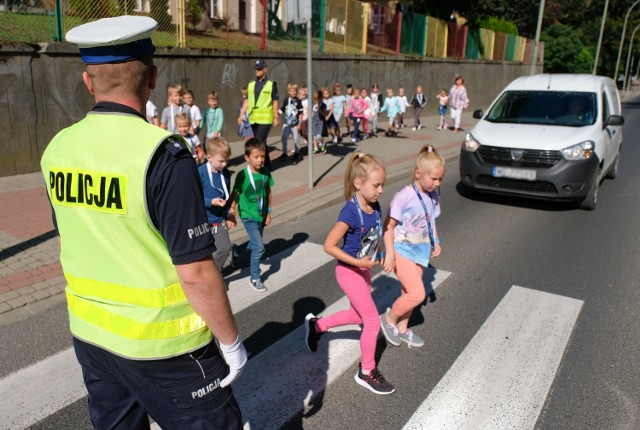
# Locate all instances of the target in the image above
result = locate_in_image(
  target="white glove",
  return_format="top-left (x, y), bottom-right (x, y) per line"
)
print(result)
top-left (219, 335), bottom-right (247, 388)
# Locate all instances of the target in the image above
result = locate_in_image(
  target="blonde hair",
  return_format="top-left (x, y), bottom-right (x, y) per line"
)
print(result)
top-left (413, 145), bottom-right (446, 180)
top-left (174, 111), bottom-right (190, 124)
top-left (287, 83), bottom-right (299, 91)
top-left (167, 82), bottom-right (183, 98)
top-left (208, 91), bottom-right (218, 100)
top-left (206, 136), bottom-right (231, 158)
top-left (343, 152), bottom-right (386, 200)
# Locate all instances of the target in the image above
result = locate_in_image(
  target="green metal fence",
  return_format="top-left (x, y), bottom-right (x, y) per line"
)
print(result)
top-left (400, 11), bottom-right (426, 56)
top-left (0, 0), bottom-right (537, 64)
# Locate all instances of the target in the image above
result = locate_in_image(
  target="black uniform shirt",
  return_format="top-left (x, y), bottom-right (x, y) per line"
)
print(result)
top-left (51, 102), bottom-right (216, 265)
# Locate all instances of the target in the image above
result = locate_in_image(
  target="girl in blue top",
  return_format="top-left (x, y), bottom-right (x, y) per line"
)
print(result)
top-left (304, 152), bottom-right (395, 395)
top-left (381, 145), bottom-right (445, 348)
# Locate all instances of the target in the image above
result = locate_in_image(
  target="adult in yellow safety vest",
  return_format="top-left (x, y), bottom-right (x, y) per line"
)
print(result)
top-left (238, 59), bottom-right (279, 170)
top-left (40, 16), bottom-right (246, 429)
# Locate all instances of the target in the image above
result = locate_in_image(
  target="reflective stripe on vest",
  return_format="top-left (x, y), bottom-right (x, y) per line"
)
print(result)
top-left (66, 291), bottom-right (207, 340)
top-left (41, 112), bottom-right (213, 359)
top-left (65, 272), bottom-right (186, 307)
top-left (248, 80), bottom-right (274, 124)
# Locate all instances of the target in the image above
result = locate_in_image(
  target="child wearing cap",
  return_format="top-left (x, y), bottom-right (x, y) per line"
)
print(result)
top-left (160, 83), bottom-right (192, 133)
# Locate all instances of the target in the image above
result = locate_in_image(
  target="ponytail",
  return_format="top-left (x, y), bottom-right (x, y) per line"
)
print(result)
top-left (344, 152), bottom-right (386, 200)
top-left (413, 145), bottom-right (445, 180)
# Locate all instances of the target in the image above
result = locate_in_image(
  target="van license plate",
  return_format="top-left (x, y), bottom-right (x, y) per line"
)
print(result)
top-left (492, 166), bottom-right (537, 181)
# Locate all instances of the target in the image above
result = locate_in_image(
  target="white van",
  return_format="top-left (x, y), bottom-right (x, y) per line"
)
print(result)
top-left (459, 74), bottom-right (624, 210)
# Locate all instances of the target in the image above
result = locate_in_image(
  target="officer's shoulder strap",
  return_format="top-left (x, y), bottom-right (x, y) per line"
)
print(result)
top-left (162, 134), bottom-right (190, 158)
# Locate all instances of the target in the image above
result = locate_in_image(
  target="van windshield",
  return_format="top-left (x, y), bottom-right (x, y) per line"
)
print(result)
top-left (485, 91), bottom-right (597, 127)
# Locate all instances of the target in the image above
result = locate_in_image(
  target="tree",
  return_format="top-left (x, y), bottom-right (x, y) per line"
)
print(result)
top-left (541, 24), bottom-right (593, 73)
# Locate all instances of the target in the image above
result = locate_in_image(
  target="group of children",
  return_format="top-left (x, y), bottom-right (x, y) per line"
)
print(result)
top-left (147, 81), bottom-right (449, 395)
top-left (305, 145), bottom-right (446, 395)
top-left (146, 81), bottom-right (457, 169)
top-left (198, 136), bottom-right (274, 293)
top-left (297, 83), bottom-right (455, 154)
top-left (146, 83), bottom-right (274, 292)
top-left (146, 83), bottom-right (226, 165)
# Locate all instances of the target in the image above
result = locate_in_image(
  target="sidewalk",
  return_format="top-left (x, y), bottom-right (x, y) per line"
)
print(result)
top-left (0, 113), bottom-right (471, 316)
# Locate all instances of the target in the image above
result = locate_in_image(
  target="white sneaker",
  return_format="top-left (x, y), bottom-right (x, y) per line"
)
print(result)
top-left (250, 279), bottom-right (267, 292)
top-left (436, 127), bottom-right (442, 131)
top-left (418, 124), bottom-right (422, 130)
top-left (411, 127), bottom-right (416, 131)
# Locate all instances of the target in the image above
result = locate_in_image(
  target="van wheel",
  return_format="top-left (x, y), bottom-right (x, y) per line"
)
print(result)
top-left (579, 167), bottom-right (601, 211)
top-left (605, 153), bottom-right (620, 179)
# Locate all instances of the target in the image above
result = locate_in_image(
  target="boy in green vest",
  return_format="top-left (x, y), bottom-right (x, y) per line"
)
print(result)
top-left (229, 138), bottom-right (274, 292)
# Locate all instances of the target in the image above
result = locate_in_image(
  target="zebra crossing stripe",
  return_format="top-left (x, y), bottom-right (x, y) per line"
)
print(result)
top-left (402, 285), bottom-right (583, 430)
top-left (0, 348), bottom-right (84, 430)
top-left (226, 242), bottom-right (333, 313)
top-left (235, 268), bottom-right (452, 430)
top-left (0, 242), bottom-right (331, 430)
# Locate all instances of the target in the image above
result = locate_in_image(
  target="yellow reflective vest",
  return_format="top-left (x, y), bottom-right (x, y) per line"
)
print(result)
top-left (41, 111), bottom-right (212, 359)
top-left (248, 79), bottom-right (275, 124)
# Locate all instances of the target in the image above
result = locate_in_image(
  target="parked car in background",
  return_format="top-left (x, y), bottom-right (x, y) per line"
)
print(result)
top-left (459, 74), bottom-right (624, 210)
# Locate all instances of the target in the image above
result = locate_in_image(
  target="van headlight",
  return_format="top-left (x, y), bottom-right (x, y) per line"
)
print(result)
top-left (561, 141), bottom-right (594, 160)
top-left (463, 133), bottom-right (481, 152)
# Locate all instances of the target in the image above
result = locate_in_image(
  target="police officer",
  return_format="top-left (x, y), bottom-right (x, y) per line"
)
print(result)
top-left (238, 59), bottom-right (279, 170)
top-left (40, 16), bottom-right (246, 429)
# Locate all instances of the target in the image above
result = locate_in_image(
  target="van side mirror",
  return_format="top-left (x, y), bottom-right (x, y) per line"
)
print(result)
top-left (473, 109), bottom-right (483, 119)
top-left (606, 115), bottom-right (624, 126)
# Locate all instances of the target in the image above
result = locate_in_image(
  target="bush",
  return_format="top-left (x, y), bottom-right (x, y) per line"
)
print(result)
top-left (541, 24), bottom-right (593, 73)
top-left (477, 17), bottom-right (518, 35)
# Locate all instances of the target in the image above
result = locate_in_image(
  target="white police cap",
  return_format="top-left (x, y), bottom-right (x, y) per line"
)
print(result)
top-left (66, 15), bottom-right (158, 64)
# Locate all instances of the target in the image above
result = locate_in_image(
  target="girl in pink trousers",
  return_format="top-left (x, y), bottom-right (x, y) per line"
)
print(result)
top-left (304, 152), bottom-right (395, 395)
top-left (381, 145), bottom-right (445, 348)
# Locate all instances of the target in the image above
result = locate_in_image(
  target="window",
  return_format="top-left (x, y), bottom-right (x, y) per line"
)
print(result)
top-left (486, 91), bottom-right (597, 127)
top-left (370, 6), bottom-right (385, 35)
top-left (601, 92), bottom-right (610, 125)
top-left (134, 0), bottom-right (149, 13)
top-left (210, 0), bottom-right (220, 18)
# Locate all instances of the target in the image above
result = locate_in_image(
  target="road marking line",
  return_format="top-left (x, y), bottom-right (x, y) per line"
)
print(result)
top-left (0, 348), bottom-right (85, 430)
top-left (402, 285), bottom-right (583, 430)
top-left (0, 243), bottom-right (332, 429)
top-left (226, 242), bottom-right (333, 313)
top-left (236, 268), bottom-right (452, 430)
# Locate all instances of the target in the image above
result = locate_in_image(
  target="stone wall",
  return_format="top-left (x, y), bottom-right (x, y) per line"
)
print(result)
top-left (0, 42), bottom-right (537, 176)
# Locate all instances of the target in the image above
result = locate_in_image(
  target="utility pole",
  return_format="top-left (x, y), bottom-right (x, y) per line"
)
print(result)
top-left (530, 0), bottom-right (545, 75)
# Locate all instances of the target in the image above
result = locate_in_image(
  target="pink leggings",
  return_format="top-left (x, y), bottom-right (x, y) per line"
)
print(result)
top-left (317, 264), bottom-right (380, 371)
top-left (391, 253), bottom-right (426, 321)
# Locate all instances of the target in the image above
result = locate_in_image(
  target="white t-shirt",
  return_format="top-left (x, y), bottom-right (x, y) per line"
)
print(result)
top-left (189, 104), bottom-right (202, 129)
top-left (183, 134), bottom-right (201, 159)
top-left (388, 184), bottom-right (440, 267)
top-left (146, 100), bottom-right (158, 124)
top-left (398, 95), bottom-right (409, 113)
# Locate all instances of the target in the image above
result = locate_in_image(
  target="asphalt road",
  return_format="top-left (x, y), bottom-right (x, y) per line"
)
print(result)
top-left (2, 98), bottom-right (640, 429)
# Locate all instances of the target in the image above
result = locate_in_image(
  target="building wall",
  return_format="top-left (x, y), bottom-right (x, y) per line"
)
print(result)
top-left (0, 42), bottom-right (538, 176)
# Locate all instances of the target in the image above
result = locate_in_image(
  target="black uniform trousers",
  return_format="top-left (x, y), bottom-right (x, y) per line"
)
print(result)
top-left (73, 337), bottom-right (242, 430)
